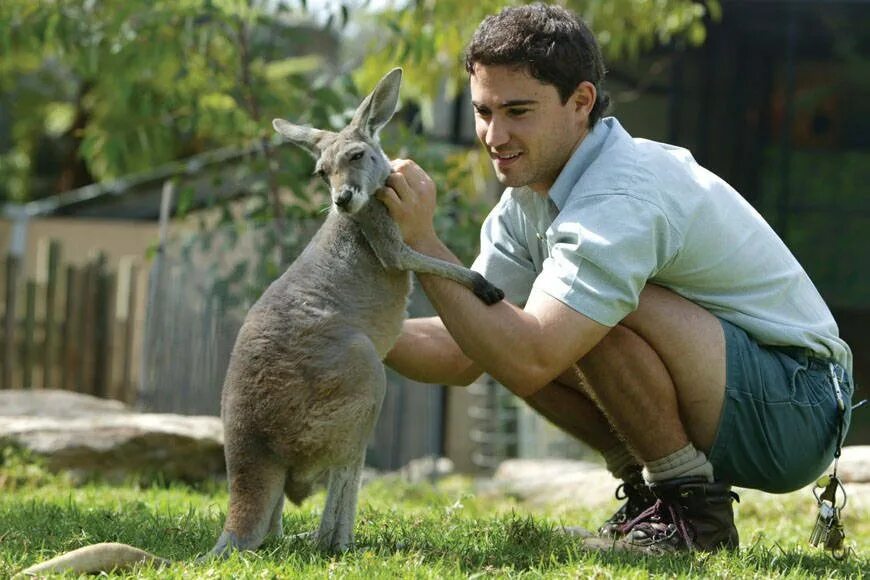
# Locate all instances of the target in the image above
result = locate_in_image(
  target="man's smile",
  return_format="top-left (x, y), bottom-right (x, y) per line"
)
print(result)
top-left (492, 150), bottom-right (523, 167)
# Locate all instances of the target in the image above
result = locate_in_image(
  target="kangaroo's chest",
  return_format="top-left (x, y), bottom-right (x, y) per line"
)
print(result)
top-left (349, 268), bottom-right (411, 358)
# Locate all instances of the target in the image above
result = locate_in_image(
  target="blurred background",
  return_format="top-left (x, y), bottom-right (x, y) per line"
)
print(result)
top-left (0, 0), bottom-right (867, 474)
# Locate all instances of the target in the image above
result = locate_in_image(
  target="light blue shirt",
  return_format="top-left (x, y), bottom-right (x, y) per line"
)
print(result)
top-left (471, 117), bottom-right (852, 373)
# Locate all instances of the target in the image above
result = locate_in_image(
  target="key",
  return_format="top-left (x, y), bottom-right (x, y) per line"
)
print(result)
top-left (824, 518), bottom-right (845, 554)
top-left (810, 474), bottom-right (848, 558)
top-left (809, 501), bottom-right (835, 547)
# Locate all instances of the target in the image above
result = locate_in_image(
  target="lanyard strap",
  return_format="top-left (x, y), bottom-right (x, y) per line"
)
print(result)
top-left (829, 363), bottom-right (846, 472)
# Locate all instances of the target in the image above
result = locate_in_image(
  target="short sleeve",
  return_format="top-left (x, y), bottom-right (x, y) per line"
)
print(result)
top-left (471, 198), bottom-right (538, 307)
top-left (532, 193), bottom-right (678, 326)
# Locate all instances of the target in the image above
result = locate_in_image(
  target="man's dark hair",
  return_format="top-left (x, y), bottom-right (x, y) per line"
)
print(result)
top-left (464, 3), bottom-right (611, 127)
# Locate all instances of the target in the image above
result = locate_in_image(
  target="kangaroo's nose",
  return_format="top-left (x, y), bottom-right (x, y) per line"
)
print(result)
top-left (335, 190), bottom-right (352, 208)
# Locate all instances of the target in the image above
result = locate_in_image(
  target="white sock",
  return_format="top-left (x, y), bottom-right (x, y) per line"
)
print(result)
top-left (643, 443), bottom-right (714, 483)
top-left (602, 444), bottom-right (642, 481)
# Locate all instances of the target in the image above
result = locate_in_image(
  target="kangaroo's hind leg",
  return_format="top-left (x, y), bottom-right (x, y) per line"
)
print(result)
top-left (267, 495), bottom-right (285, 539)
top-left (210, 448), bottom-right (286, 557)
top-left (316, 452), bottom-right (366, 552)
top-left (314, 335), bottom-right (386, 552)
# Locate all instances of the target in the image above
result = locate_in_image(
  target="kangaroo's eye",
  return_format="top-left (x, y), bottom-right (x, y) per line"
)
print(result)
top-left (314, 169), bottom-right (328, 182)
top-left (350, 151), bottom-right (364, 162)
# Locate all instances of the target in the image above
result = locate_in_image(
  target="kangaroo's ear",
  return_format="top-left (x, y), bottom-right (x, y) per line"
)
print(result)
top-left (350, 68), bottom-right (402, 138)
top-left (272, 119), bottom-right (331, 157)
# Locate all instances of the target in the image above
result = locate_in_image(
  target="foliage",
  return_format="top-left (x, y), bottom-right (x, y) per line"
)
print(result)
top-left (350, 0), bottom-right (721, 265)
top-left (1, 0), bottom-right (368, 289)
top-left (1, 1), bottom-right (333, 196)
top-left (0, 472), bottom-right (867, 578)
top-left (355, 0), bottom-right (721, 128)
top-left (1, 0), bottom-right (722, 304)
top-left (0, 447), bottom-right (69, 492)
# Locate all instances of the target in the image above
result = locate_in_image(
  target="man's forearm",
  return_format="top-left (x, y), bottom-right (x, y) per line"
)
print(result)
top-left (410, 238), bottom-right (554, 397)
top-left (385, 317), bottom-right (482, 385)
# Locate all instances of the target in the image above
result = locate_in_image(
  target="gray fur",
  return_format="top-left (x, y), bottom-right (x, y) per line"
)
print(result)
top-left (216, 67), bottom-right (503, 554)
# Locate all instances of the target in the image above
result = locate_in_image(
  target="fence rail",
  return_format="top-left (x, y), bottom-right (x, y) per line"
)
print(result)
top-left (0, 240), bottom-right (140, 402)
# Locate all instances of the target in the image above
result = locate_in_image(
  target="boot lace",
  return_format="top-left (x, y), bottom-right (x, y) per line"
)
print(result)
top-left (599, 480), bottom-right (655, 534)
top-left (621, 497), bottom-right (696, 550)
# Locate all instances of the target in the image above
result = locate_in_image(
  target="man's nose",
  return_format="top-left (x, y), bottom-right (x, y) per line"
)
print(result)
top-left (484, 117), bottom-right (509, 149)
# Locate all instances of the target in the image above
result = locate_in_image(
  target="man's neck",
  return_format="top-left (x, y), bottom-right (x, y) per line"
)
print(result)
top-left (529, 126), bottom-right (590, 197)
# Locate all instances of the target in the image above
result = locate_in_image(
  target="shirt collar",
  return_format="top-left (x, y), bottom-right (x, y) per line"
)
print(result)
top-left (547, 116), bottom-right (620, 210)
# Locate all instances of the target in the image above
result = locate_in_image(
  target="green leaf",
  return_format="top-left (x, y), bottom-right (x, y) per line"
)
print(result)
top-left (199, 92), bottom-right (238, 112)
top-left (263, 55), bottom-right (323, 81)
top-left (688, 21), bottom-right (706, 46)
top-left (176, 186), bottom-right (195, 219)
top-left (43, 102), bottom-right (76, 136)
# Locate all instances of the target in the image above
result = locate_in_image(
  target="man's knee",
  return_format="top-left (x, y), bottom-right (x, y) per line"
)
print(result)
top-left (577, 324), bottom-right (647, 375)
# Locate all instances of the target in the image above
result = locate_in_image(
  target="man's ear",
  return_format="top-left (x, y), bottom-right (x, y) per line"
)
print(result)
top-left (572, 81), bottom-right (597, 119)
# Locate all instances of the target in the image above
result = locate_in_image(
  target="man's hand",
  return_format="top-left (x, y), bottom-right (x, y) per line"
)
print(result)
top-left (377, 159), bottom-right (439, 250)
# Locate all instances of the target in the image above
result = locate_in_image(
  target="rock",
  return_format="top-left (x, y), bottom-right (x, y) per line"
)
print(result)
top-left (398, 456), bottom-right (455, 483)
top-left (829, 445), bottom-right (870, 483)
top-left (0, 389), bottom-right (129, 418)
top-left (0, 390), bottom-right (224, 483)
top-left (484, 450), bottom-right (870, 512)
top-left (480, 458), bottom-right (618, 509)
top-left (0, 414), bottom-right (224, 483)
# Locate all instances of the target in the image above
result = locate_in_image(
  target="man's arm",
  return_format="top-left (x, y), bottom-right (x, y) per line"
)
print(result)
top-left (385, 316), bottom-right (484, 386)
top-left (378, 160), bottom-right (610, 398)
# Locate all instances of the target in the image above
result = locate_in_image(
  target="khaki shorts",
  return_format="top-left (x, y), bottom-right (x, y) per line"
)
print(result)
top-left (708, 319), bottom-right (853, 493)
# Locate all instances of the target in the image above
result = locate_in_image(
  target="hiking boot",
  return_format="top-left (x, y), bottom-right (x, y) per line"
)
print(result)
top-left (622, 476), bottom-right (740, 554)
top-left (598, 471), bottom-right (657, 538)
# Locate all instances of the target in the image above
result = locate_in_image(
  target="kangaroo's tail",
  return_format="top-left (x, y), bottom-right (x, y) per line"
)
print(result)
top-left (15, 542), bottom-right (170, 577)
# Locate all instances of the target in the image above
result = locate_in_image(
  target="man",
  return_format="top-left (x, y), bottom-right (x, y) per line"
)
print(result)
top-left (376, 3), bottom-right (853, 553)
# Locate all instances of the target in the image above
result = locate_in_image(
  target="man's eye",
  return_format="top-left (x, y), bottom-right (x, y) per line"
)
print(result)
top-left (350, 151), bottom-right (364, 162)
top-left (508, 108), bottom-right (529, 117)
top-left (474, 107), bottom-right (490, 117)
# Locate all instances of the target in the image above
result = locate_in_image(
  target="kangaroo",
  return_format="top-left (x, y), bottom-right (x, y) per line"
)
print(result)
top-left (16, 68), bottom-right (503, 577)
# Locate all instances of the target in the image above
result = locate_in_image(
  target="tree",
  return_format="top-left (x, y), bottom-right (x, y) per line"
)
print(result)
top-left (354, 0), bottom-right (720, 124)
top-left (1, 0), bottom-right (362, 268)
top-left (0, 0), bottom-right (720, 288)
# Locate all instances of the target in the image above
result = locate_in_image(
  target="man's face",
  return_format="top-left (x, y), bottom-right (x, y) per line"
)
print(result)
top-left (470, 63), bottom-right (590, 195)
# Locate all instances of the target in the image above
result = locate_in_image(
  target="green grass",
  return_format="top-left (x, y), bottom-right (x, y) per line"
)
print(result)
top-left (1, 453), bottom-right (867, 579)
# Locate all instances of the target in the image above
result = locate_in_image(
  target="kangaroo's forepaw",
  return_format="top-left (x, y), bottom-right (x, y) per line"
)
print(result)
top-left (473, 275), bottom-right (505, 305)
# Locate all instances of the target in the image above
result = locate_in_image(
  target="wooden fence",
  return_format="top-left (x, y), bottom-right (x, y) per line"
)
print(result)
top-left (0, 240), bottom-right (140, 402)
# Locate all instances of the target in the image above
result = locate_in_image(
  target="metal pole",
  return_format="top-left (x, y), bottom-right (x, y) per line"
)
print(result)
top-left (137, 180), bottom-right (174, 409)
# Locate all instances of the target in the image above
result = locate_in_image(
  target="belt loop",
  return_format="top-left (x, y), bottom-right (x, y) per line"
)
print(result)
top-left (829, 363), bottom-right (845, 413)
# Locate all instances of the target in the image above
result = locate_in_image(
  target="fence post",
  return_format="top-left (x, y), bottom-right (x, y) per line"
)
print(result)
top-left (116, 257), bottom-right (138, 403)
top-left (22, 281), bottom-right (36, 389)
top-left (93, 253), bottom-right (113, 398)
top-left (42, 239), bottom-right (61, 389)
top-left (62, 265), bottom-right (79, 391)
top-left (3, 254), bottom-right (20, 390)
top-left (78, 257), bottom-right (97, 394)
top-left (2, 207), bottom-right (28, 390)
